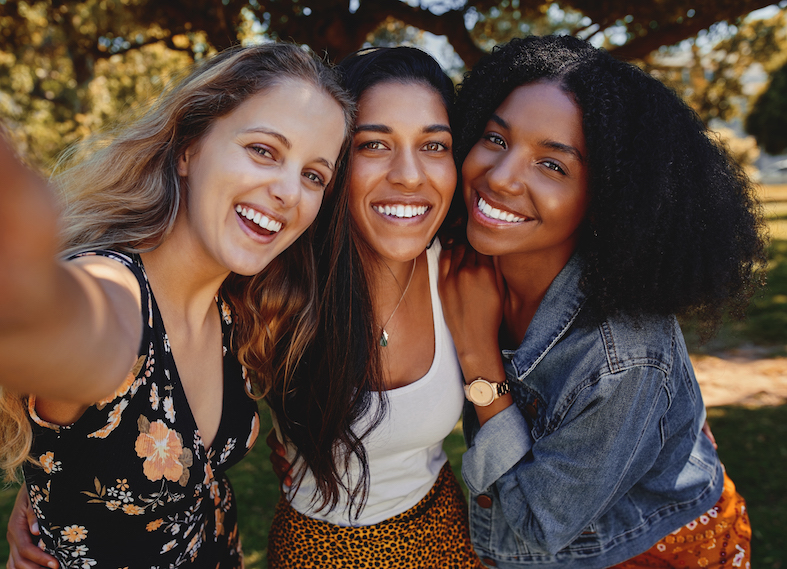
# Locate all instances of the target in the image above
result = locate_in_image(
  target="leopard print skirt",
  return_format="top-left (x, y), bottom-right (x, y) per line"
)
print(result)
top-left (267, 462), bottom-right (485, 568)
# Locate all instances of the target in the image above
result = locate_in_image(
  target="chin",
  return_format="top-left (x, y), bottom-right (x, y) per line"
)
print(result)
top-left (226, 253), bottom-right (278, 277)
top-left (466, 226), bottom-right (496, 256)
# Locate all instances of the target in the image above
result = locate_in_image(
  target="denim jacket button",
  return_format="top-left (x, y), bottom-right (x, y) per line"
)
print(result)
top-left (524, 403), bottom-right (538, 419)
top-left (482, 557), bottom-right (497, 566)
top-left (476, 494), bottom-right (493, 508)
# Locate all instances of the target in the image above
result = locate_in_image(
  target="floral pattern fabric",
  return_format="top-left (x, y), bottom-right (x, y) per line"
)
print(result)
top-left (24, 251), bottom-right (260, 569)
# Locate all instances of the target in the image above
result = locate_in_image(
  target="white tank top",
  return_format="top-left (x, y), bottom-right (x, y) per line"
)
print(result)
top-left (281, 243), bottom-right (465, 526)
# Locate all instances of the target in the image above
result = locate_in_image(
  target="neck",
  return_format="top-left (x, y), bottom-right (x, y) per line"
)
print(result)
top-left (140, 238), bottom-right (229, 329)
top-left (369, 255), bottom-right (417, 301)
top-left (498, 250), bottom-right (573, 347)
top-left (369, 252), bottom-right (421, 333)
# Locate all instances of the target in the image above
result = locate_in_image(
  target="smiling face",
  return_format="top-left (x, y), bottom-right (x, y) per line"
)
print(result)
top-left (175, 78), bottom-right (346, 277)
top-left (463, 81), bottom-right (589, 267)
top-left (348, 81), bottom-right (456, 266)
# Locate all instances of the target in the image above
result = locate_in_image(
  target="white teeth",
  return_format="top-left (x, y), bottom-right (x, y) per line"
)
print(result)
top-left (477, 197), bottom-right (525, 223)
top-left (373, 204), bottom-right (429, 219)
top-left (235, 204), bottom-right (282, 233)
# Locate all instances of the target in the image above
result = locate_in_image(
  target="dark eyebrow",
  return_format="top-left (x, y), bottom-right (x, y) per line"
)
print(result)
top-left (355, 124), bottom-right (452, 135)
top-left (424, 124), bottom-right (452, 135)
top-left (355, 124), bottom-right (392, 134)
top-left (240, 127), bottom-right (334, 171)
top-left (539, 139), bottom-right (585, 163)
top-left (489, 113), bottom-right (510, 131)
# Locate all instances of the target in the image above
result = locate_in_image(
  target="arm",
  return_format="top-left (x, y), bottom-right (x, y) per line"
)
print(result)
top-left (438, 245), bottom-right (513, 424)
top-left (465, 364), bottom-right (669, 555)
top-left (0, 139), bottom-right (142, 405)
top-left (5, 485), bottom-right (58, 569)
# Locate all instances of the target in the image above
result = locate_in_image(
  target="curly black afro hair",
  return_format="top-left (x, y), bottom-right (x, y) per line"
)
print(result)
top-left (450, 35), bottom-right (767, 335)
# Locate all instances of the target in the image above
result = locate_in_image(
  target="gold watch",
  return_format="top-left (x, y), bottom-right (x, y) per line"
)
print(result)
top-left (464, 377), bottom-right (510, 406)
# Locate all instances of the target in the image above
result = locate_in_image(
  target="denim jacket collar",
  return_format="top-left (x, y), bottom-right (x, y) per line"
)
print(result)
top-left (505, 253), bottom-right (587, 380)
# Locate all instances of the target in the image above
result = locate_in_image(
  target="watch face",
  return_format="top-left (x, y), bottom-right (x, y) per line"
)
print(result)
top-left (468, 380), bottom-right (495, 406)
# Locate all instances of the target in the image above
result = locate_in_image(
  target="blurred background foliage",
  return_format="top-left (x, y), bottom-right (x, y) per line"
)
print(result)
top-left (2, 0), bottom-right (787, 171)
top-left (2, 2), bottom-right (787, 568)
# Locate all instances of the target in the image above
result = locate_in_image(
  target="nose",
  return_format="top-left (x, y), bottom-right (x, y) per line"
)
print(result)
top-left (269, 167), bottom-right (303, 209)
top-left (387, 147), bottom-right (426, 190)
top-left (486, 151), bottom-right (527, 197)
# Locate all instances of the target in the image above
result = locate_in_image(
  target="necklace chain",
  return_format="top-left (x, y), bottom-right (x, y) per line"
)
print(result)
top-left (379, 258), bottom-right (417, 347)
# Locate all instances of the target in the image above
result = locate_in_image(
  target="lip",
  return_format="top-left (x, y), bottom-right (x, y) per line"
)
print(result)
top-left (235, 203), bottom-right (287, 242)
top-left (470, 191), bottom-right (533, 226)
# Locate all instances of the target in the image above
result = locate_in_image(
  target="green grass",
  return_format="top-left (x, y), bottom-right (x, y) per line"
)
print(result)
top-left (707, 404), bottom-right (787, 569)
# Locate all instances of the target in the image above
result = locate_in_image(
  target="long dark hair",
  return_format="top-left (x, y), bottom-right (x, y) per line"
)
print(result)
top-left (266, 46), bottom-right (455, 518)
top-left (450, 35), bottom-right (767, 333)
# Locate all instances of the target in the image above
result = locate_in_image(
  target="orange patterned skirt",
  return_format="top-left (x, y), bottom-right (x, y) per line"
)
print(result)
top-left (267, 462), bottom-right (485, 569)
top-left (611, 472), bottom-right (751, 568)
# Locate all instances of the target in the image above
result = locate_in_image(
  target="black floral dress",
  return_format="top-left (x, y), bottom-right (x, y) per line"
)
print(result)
top-left (24, 251), bottom-right (261, 569)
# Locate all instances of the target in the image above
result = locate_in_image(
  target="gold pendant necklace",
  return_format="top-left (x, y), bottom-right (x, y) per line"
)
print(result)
top-left (379, 258), bottom-right (417, 347)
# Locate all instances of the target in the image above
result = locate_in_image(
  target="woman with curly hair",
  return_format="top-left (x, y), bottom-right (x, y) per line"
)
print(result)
top-left (439, 35), bottom-right (765, 568)
top-left (1, 43), bottom-right (352, 568)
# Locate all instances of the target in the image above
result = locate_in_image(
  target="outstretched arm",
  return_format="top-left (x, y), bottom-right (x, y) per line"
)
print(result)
top-left (0, 138), bottom-right (141, 405)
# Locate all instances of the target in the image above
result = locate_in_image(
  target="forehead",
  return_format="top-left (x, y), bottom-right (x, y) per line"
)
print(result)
top-left (227, 79), bottom-right (344, 130)
top-left (495, 82), bottom-right (585, 148)
top-left (356, 80), bottom-right (449, 123)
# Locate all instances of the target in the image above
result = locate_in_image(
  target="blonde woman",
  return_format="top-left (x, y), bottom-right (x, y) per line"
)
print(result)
top-left (1, 43), bottom-right (352, 568)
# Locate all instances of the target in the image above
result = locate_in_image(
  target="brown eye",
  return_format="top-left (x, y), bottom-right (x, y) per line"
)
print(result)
top-left (542, 160), bottom-right (566, 175)
top-left (249, 145), bottom-right (273, 158)
top-left (423, 142), bottom-right (448, 152)
top-left (359, 141), bottom-right (386, 151)
top-left (483, 133), bottom-right (506, 149)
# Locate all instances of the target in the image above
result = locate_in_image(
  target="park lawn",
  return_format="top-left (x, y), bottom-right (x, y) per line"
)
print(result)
top-left (2, 193), bottom-right (785, 567)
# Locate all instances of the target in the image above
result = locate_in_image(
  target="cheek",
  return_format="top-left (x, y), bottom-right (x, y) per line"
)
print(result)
top-left (435, 164), bottom-right (458, 202)
top-left (303, 192), bottom-right (325, 227)
top-left (462, 176), bottom-right (475, 209)
top-left (347, 177), bottom-right (371, 222)
top-left (461, 144), bottom-right (485, 179)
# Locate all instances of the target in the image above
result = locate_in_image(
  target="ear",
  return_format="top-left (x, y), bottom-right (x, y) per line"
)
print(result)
top-left (177, 150), bottom-right (190, 177)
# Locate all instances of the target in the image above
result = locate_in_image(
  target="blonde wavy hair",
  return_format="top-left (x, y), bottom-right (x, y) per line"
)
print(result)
top-left (0, 43), bottom-right (354, 481)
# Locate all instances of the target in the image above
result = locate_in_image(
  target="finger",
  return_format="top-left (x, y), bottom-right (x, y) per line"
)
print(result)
top-left (265, 428), bottom-right (286, 456)
top-left (269, 456), bottom-right (292, 487)
top-left (702, 420), bottom-right (717, 449)
top-left (7, 529), bottom-right (59, 569)
top-left (7, 488), bottom-right (58, 568)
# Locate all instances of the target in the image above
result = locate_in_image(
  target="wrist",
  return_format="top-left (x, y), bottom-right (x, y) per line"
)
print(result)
top-left (464, 376), bottom-right (510, 406)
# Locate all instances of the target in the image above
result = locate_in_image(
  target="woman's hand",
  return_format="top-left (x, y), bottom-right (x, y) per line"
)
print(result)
top-left (702, 420), bottom-right (718, 449)
top-left (266, 429), bottom-right (293, 487)
top-left (6, 485), bottom-right (59, 569)
top-left (439, 244), bottom-right (512, 425)
top-left (438, 244), bottom-right (505, 377)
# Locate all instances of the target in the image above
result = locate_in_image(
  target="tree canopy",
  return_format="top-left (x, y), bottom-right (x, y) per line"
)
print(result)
top-left (0, 0), bottom-right (783, 166)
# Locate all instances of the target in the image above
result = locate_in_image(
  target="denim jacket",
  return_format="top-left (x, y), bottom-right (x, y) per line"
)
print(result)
top-left (462, 254), bottom-right (724, 568)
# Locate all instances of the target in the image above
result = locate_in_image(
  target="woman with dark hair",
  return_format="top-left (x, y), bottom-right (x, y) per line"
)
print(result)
top-left (439, 35), bottom-right (764, 568)
top-left (1, 43), bottom-right (353, 568)
top-left (265, 46), bottom-right (484, 568)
